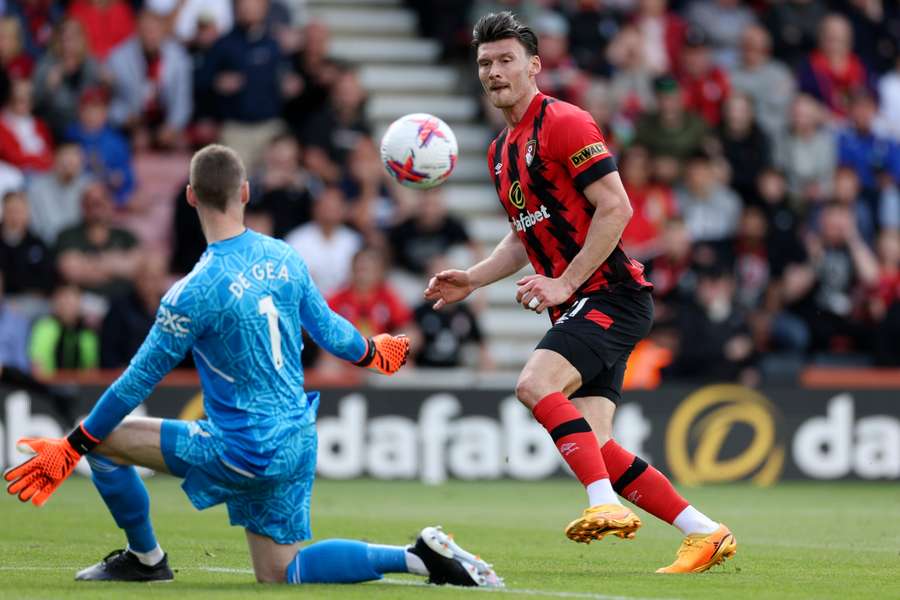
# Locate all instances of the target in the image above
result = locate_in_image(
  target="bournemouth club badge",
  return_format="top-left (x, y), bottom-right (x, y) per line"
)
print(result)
top-left (524, 139), bottom-right (536, 167)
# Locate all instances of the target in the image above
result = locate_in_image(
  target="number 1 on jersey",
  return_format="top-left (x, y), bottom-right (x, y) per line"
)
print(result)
top-left (258, 296), bottom-right (284, 369)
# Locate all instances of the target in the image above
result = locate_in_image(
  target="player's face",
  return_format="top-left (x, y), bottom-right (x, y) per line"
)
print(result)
top-left (477, 39), bottom-right (539, 109)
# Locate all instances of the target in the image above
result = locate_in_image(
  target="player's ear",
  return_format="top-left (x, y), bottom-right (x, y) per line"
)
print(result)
top-left (186, 185), bottom-right (198, 208)
top-left (529, 54), bottom-right (541, 77)
top-left (239, 180), bottom-right (250, 205)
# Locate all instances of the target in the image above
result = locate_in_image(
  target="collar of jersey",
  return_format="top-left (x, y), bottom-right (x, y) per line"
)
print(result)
top-left (510, 92), bottom-right (546, 137)
top-left (208, 228), bottom-right (254, 252)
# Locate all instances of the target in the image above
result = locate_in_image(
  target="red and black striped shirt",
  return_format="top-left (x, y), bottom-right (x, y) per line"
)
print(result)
top-left (487, 92), bottom-right (651, 321)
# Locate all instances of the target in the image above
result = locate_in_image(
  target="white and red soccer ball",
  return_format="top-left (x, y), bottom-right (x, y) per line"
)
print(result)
top-left (380, 113), bottom-right (458, 189)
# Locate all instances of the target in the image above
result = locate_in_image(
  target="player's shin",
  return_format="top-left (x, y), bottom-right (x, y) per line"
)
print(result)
top-left (532, 392), bottom-right (618, 505)
top-left (601, 439), bottom-right (717, 534)
top-left (86, 454), bottom-right (164, 565)
top-left (284, 540), bottom-right (418, 584)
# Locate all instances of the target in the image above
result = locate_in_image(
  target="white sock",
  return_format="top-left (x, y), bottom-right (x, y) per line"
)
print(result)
top-left (672, 506), bottom-right (719, 535)
top-left (127, 544), bottom-right (165, 567)
top-left (405, 549), bottom-right (428, 576)
top-left (586, 478), bottom-right (621, 507)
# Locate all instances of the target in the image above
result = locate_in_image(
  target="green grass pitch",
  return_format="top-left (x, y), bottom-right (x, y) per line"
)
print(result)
top-left (1, 477), bottom-right (898, 599)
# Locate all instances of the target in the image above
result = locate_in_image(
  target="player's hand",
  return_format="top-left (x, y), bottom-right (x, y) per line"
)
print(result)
top-left (424, 269), bottom-right (475, 310)
top-left (516, 275), bottom-right (575, 314)
top-left (354, 334), bottom-right (410, 375)
top-left (4, 437), bottom-right (82, 507)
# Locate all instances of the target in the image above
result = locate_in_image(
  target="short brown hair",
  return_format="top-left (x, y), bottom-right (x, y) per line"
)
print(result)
top-left (472, 11), bottom-right (538, 56)
top-left (189, 144), bottom-right (246, 212)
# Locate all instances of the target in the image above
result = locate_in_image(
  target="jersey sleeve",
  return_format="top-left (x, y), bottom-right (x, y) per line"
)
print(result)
top-left (547, 107), bottom-right (617, 192)
top-left (83, 279), bottom-right (208, 439)
top-left (296, 254), bottom-right (367, 361)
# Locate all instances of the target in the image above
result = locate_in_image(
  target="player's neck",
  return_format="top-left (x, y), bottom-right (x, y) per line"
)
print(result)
top-left (502, 88), bottom-right (539, 129)
top-left (199, 208), bottom-right (247, 244)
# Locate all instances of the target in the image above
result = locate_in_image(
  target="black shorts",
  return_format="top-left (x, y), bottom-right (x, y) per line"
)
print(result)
top-left (536, 288), bottom-right (653, 402)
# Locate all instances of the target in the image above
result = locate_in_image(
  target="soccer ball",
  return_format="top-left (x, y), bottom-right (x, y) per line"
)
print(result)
top-left (380, 113), bottom-right (458, 189)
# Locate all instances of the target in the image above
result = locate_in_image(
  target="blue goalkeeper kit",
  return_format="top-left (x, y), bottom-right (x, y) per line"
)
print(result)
top-left (83, 229), bottom-right (367, 543)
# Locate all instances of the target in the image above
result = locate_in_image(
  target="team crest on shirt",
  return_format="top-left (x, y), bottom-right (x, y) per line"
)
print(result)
top-left (524, 139), bottom-right (537, 167)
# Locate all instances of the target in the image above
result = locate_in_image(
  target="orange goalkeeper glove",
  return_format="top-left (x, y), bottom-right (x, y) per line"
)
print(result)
top-left (353, 333), bottom-right (410, 375)
top-left (5, 424), bottom-right (98, 507)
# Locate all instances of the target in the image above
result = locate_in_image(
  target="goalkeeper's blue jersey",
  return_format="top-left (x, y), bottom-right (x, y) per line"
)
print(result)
top-left (107, 229), bottom-right (365, 476)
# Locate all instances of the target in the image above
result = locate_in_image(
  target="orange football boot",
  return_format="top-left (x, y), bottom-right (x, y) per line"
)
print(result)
top-left (656, 524), bottom-right (737, 573)
top-left (564, 503), bottom-right (642, 543)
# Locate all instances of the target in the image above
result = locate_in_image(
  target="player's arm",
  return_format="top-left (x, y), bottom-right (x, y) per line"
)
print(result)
top-left (296, 258), bottom-right (409, 375)
top-left (5, 288), bottom-right (203, 506)
top-left (424, 229), bottom-right (529, 309)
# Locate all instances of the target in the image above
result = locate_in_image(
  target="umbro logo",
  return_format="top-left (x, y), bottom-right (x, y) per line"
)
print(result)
top-left (494, 162), bottom-right (502, 175)
top-left (157, 306), bottom-right (191, 337)
top-left (559, 442), bottom-right (579, 457)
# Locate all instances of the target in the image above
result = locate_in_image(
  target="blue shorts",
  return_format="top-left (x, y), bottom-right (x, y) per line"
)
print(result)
top-left (160, 418), bottom-right (317, 545)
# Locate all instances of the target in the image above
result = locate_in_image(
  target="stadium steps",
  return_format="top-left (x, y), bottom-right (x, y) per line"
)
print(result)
top-left (316, 0), bottom-right (528, 371)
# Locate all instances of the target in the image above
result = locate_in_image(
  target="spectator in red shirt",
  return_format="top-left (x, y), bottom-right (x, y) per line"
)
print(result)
top-left (0, 78), bottom-right (54, 172)
top-left (0, 17), bottom-right (35, 80)
top-left (797, 13), bottom-right (870, 118)
top-left (871, 229), bottom-right (900, 364)
top-left (677, 27), bottom-right (730, 126)
top-left (328, 247), bottom-right (412, 338)
top-left (620, 144), bottom-right (678, 260)
top-left (67, 0), bottom-right (135, 60)
top-left (633, 0), bottom-right (686, 75)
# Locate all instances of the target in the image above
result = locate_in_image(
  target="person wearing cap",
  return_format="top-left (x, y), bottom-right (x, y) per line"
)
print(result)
top-left (105, 9), bottom-right (192, 149)
top-left (65, 86), bottom-right (134, 206)
top-left (633, 74), bottom-right (708, 160)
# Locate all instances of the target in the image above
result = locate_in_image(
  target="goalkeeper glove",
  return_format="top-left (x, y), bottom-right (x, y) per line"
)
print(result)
top-left (4, 424), bottom-right (99, 507)
top-left (353, 333), bottom-right (410, 375)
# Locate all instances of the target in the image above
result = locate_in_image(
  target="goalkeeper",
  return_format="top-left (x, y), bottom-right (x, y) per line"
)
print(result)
top-left (4, 145), bottom-right (501, 588)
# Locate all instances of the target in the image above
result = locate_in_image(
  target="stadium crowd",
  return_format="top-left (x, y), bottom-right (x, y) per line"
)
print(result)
top-left (0, 0), bottom-right (899, 387)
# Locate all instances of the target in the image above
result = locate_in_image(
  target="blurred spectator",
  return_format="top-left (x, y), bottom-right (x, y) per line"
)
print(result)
top-left (607, 25), bottom-right (655, 127)
top-left (676, 27), bottom-right (730, 126)
top-left (828, 166), bottom-right (875, 246)
top-left (389, 188), bottom-right (476, 276)
top-left (718, 91), bottom-right (772, 201)
top-left (879, 170), bottom-right (900, 232)
top-left (153, 0), bottom-right (234, 44)
top-left (763, 0), bottom-right (827, 68)
top-left (28, 283), bottom-right (99, 374)
top-left (4, 0), bottom-right (63, 57)
top-left (343, 136), bottom-right (396, 242)
top-left (632, 0), bottom-right (686, 75)
top-left (836, 90), bottom-right (900, 199)
top-left (752, 167), bottom-right (806, 279)
top-left (0, 160), bottom-right (24, 201)
top-left (328, 247), bottom-right (411, 338)
top-left (675, 149), bottom-right (741, 243)
top-left (56, 181), bottom-right (140, 298)
top-left (582, 82), bottom-right (623, 157)
top-left (876, 57), bottom-right (900, 141)
top-left (871, 229), bottom-right (900, 364)
top-left (25, 143), bottom-right (89, 246)
top-left (32, 19), bottom-right (103, 140)
top-left (729, 206), bottom-right (770, 310)
top-left (282, 21), bottom-right (341, 138)
top-left (633, 75), bottom-right (707, 160)
top-left (411, 255), bottom-right (489, 369)
top-left (801, 202), bottom-right (879, 353)
top-left (0, 78), bottom-right (53, 171)
top-left (285, 186), bottom-right (361, 297)
top-left (0, 190), bottom-right (54, 296)
top-left (100, 254), bottom-right (167, 368)
top-left (251, 133), bottom-right (315, 238)
top-left (169, 181), bottom-right (206, 275)
top-left (666, 265), bottom-right (757, 383)
top-left (796, 14), bottom-right (870, 118)
top-left (65, 86), bottom-right (134, 206)
top-left (837, 0), bottom-right (899, 76)
top-left (0, 271), bottom-right (31, 372)
top-left (0, 16), bottom-right (34, 80)
top-left (685, 0), bottom-right (756, 70)
top-left (564, 0), bottom-right (621, 77)
top-left (67, 0), bottom-right (136, 61)
top-left (730, 24), bottom-right (796, 145)
top-left (302, 66), bottom-right (370, 184)
top-left (106, 9), bottom-right (192, 150)
top-left (620, 144), bottom-right (677, 260)
top-left (775, 94), bottom-right (836, 204)
top-left (532, 10), bottom-right (589, 107)
top-left (646, 217), bottom-right (696, 323)
top-left (199, 0), bottom-right (286, 170)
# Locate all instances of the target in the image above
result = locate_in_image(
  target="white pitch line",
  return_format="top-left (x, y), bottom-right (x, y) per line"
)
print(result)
top-left (0, 566), bottom-right (681, 600)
